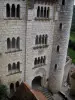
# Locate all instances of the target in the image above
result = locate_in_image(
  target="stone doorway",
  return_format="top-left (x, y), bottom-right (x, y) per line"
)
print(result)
top-left (32, 76), bottom-right (42, 89)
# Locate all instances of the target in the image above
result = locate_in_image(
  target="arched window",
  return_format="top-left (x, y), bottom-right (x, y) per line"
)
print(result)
top-left (8, 64), bottom-right (11, 71)
top-left (42, 35), bottom-right (45, 44)
top-left (38, 57), bottom-right (40, 64)
top-left (12, 63), bottom-right (16, 70)
top-left (45, 34), bottom-right (48, 44)
top-left (6, 4), bottom-right (10, 17)
top-left (16, 5), bottom-right (20, 18)
top-left (62, 0), bottom-right (65, 5)
top-left (34, 58), bottom-right (38, 65)
top-left (59, 23), bottom-right (62, 30)
top-left (47, 7), bottom-right (49, 18)
top-left (41, 56), bottom-right (43, 63)
top-left (16, 37), bottom-right (20, 49)
top-left (17, 62), bottom-right (20, 70)
top-left (39, 35), bottom-right (42, 44)
top-left (37, 6), bottom-right (40, 17)
top-left (15, 81), bottom-right (19, 90)
top-left (11, 4), bottom-right (15, 17)
top-left (57, 45), bottom-right (60, 52)
top-left (54, 64), bottom-right (57, 71)
top-left (35, 35), bottom-right (39, 44)
top-left (43, 56), bottom-right (46, 64)
top-left (41, 7), bottom-right (43, 17)
top-left (12, 37), bottom-right (16, 48)
top-left (7, 38), bottom-right (11, 49)
top-left (10, 83), bottom-right (14, 94)
top-left (44, 7), bottom-right (46, 18)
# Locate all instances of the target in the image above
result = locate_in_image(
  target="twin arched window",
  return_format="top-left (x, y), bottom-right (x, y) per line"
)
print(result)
top-left (6, 4), bottom-right (20, 18)
top-left (37, 6), bottom-right (49, 18)
top-left (34, 56), bottom-right (46, 65)
top-left (35, 34), bottom-right (48, 45)
top-left (7, 37), bottom-right (20, 49)
top-left (8, 62), bottom-right (20, 72)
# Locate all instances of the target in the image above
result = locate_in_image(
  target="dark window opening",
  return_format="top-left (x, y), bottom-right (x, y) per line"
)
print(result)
top-left (38, 57), bottom-right (40, 64)
top-left (12, 63), bottom-right (16, 70)
top-left (57, 45), bottom-right (60, 52)
top-left (7, 38), bottom-right (11, 49)
top-left (47, 7), bottom-right (49, 18)
top-left (16, 81), bottom-right (19, 90)
top-left (41, 56), bottom-right (43, 64)
top-left (43, 56), bottom-right (46, 64)
top-left (17, 62), bottom-right (20, 70)
top-left (10, 83), bottom-right (14, 94)
top-left (62, 0), bottom-right (65, 5)
top-left (37, 6), bottom-right (40, 17)
top-left (39, 35), bottom-right (42, 44)
top-left (42, 35), bottom-right (45, 44)
top-left (44, 7), bottom-right (46, 18)
top-left (16, 5), bottom-right (20, 18)
top-left (54, 64), bottom-right (57, 71)
top-left (34, 58), bottom-right (38, 65)
top-left (11, 4), bottom-right (15, 17)
top-left (45, 34), bottom-right (48, 44)
top-left (6, 4), bottom-right (10, 17)
top-left (59, 23), bottom-right (62, 30)
top-left (41, 7), bottom-right (43, 17)
top-left (16, 37), bottom-right (20, 49)
top-left (35, 35), bottom-right (39, 44)
top-left (12, 37), bottom-right (16, 48)
top-left (8, 64), bottom-right (11, 71)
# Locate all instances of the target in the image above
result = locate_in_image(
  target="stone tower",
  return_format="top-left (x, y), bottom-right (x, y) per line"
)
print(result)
top-left (49, 0), bottom-right (74, 93)
top-left (0, 0), bottom-right (26, 92)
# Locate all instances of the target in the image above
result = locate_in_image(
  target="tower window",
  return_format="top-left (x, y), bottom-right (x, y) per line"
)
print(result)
top-left (41, 56), bottom-right (43, 64)
top-left (12, 37), bottom-right (16, 48)
top-left (10, 83), bottom-right (14, 94)
top-left (57, 45), bottom-right (60, 52)
top-left (59, 23), bottom-right (62, 30)
top-left (54, 64), bottom-right (57, 71)
top-left (7, 38), bottom-right (11, 49)
top-left (16, 5), bottom-right (20, 18)
top-left (62, 0), bottom-right (65, 5)
top-left (37, 6), bottom-right (40, 17)
top-left (6, 4), bottom-right (10, 17)
top-left (16, 37), bottom-right (20, 49)
top-left (42, 35), bottom-right (45, 44)
top-left (11, 4), bottom-right (15, 17)
top-left (38, 57), bottom-right (40, 64)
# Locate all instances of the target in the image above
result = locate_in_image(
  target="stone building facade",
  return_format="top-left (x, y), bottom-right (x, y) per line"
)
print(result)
top-left (0, 0), bottom-right (74, 93)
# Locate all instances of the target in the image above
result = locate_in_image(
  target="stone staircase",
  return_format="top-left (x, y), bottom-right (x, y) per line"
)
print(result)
top-left (37, 86), bottom-right (54, 100)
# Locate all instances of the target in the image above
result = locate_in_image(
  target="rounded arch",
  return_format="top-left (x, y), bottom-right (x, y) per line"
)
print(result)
top-left (10, 83), bottom-right (14, 93)
top-left (16, 37), bottom-right (20, 49)
top-left (44, 7), bottom-right (46, 18)
top-left (7, 38), bottom-right (11, 49)
top-left (16, 4), bottom-right (20, 18)
top-left (8, 63), bottom-right (11, 71)
top-left (12, 63), bottom-right (16, 70)
top-left (11, 4), bottom-right (15, 17)
top-left (12, 37), bottom-right (16, 48)
top-left (37, 6), bottom-right (40, 17)
top-left (6, 3), bottom-right (10, 17)
top-left (32, 76), bottom-right (42, 88)
top-left (41, 7), bottom-right (43, 17)
top-left (15, 81), bottom-right (19, 90)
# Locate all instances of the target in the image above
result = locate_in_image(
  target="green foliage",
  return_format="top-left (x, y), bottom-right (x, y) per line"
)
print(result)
top-left (0, 85), bottom-right (8, 100)
top-left (68, 48), bottom-right (75, 64)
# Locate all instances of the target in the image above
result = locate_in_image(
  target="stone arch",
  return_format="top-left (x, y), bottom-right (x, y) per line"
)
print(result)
top-left (32, 68), bottom-right (46, 87)
top-left (15, 81), bottom-right (19, 90)
top-left (10, 83), bottom-right (14, 94)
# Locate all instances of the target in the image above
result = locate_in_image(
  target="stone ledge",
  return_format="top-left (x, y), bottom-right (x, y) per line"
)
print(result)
top-left (33, 45), bottom-right (49, 50)
top-left (5, 49), bottom-right (22, 54)
top-left (32, 64), bottom-right (46, 69)
top-left (6, 71), bottom-right (22, 76)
